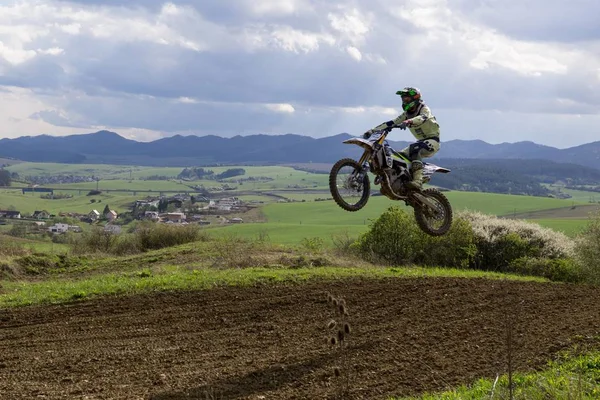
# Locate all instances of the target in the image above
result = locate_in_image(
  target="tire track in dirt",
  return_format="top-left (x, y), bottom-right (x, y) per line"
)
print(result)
top-left (1, 277), bottom-right (600, 399)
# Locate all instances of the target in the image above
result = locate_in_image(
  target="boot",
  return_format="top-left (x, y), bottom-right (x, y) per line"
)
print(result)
top-left (405, 160), bottom-right (423, 191)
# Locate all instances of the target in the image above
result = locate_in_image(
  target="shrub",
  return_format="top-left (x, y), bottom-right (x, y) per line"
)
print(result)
top-left (353, 207), bottom-right (582, 282)
top-left (353, 206), bottom-right (423, 265)
top-left (135, 222), bottom-right (205, 251)
top-left (8, 224), bottom-right (27, 238)
top-left (573, 210), bottom-right (600, 285)
top-left (331, 231), bottom-right (356, 255)
top-left (70, 222), bottom-right (208, 255)
top-left (300, 237), bottom-right (325, 253)
top-left (508, 257), bottom-right (581, 283)
top-left (70, 228), bottom-right (119, 254)
top-left (0, 239), bottom-right (28, 257)
top-left (459, 211), bottom-right (574, 271)
top-left (415, 217), bottom-right (477, 269)
top-left (15, 254), bottom-right (87, 275)
top-left (353, 207), bottom-right (476, 267)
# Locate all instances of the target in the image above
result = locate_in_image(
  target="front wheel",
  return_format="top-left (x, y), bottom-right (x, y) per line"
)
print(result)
top-left (414, 188), bottom-right (453, 236)
top-left (329, 158), bottom-right (370, 212)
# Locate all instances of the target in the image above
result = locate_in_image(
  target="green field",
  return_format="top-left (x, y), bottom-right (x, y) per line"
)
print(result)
top-left (208, 191), bottom-right (592, 243)
top-left (544, 184), bottom-right (600, 203)
top-left (51, 179), bottom-right (195, 191)
top-left (525, 218), bottom-right (588, 236)
top-left (0, 189), bottom-right (136, 214)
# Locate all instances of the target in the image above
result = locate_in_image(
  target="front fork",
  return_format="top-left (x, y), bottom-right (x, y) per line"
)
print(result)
top-left (351, 151), bottom-right (371, 190)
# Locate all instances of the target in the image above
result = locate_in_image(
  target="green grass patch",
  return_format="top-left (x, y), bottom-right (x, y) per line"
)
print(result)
top-left (0, 265), bottom-right (546, 308)
top-left (207, 223), bottom-right (367, 246)
top-left (0, 190), bottom-right (136, 214)
top-left (52, 179), bottom-right (193, 191)
top-left (396, 349), bottom-right (600, 400)
top-left (527, 219), bottom-right (588, 237)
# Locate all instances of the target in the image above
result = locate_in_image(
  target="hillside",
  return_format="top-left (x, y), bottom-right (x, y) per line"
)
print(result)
top-left (1, 130), bottom-right (600, 169)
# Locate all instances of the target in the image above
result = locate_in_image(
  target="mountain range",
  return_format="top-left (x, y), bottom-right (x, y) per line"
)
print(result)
top-left (0, 130), bottom-right (599, 169)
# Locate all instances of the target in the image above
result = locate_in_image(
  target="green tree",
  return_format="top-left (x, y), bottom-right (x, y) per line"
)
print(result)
top-left (0, 169), bottom-right (11, 187)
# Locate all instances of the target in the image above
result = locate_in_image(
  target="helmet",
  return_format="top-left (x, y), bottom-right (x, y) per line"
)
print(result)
top-left (396, 87), bottom-right (421, 112)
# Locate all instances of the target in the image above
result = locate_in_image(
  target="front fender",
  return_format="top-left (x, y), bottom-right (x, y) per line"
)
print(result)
top-left (343, 138), bottom-right (374, 152)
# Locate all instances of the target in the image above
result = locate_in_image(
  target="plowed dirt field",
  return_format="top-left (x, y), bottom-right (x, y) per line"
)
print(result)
top-left (1, 277), bottom-right (600, 399)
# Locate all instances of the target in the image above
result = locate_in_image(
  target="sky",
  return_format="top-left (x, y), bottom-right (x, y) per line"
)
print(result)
top-left (0, 0), bottom-right (599, 148)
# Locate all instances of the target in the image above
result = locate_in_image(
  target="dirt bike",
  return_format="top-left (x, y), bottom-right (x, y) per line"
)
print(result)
top-left (329, 129), bottom-right (453, 236)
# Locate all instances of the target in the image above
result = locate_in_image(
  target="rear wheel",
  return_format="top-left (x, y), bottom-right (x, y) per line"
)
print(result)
top-left (414, 188), bottom-right (453, 236)
top-left (329, 158), bottom-right (370, 212)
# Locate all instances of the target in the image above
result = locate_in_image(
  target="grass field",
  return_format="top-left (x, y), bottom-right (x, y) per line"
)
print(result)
top-left (51, 179), bottom-right (195, 191)
top-left (208, 191), bottom-right (592, 243)
top-left (0, 189), bottom-right (136, 214)
top-left (524, 218), bottom-right (588, 236)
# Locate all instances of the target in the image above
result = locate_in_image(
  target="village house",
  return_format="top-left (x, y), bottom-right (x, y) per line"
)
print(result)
top-left (48, 223), bottom-right (69, 234)
top-left (163, 212), bottom-right (186, 223)
top-left (135, 199), bottom-right (160, 208)
top-left (105, 210), bottom-right (118, 222)
top-left (32, 210), bottom-right (50, 220)
top-left (88, 210), bottom-right (100, 221)
top-left (228, 217), bottom-right (244, 224)
top-left (143, 211), bottom-right (159, 221)
top-left (0, 210), bottom-right (21, 219)
top-left (104, 224), bottom-right (122, 235)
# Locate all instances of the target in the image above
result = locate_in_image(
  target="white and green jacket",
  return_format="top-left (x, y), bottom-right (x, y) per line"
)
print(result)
top-left (370, 102), bottom-right (440, 141)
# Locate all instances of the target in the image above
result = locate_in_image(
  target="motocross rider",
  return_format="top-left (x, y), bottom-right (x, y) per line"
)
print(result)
top-left (363, 87), bottom-right (440, 191)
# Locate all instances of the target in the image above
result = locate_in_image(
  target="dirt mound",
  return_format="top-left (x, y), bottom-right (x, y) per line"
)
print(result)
top-left (1, 277), bottom-right (600, 399)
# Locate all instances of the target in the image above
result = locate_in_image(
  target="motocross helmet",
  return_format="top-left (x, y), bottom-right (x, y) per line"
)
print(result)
top-left (396, 87), bottom-right (421, 112)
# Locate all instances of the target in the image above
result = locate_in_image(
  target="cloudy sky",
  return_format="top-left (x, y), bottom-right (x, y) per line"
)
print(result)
top-left (0, 0), bottom-right (598, 148)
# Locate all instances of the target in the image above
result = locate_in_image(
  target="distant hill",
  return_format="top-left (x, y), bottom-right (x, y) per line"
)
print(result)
top-left (1, 130), bottom-right (600, 170)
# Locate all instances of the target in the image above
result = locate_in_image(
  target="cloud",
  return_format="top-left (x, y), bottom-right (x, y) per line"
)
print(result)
top-left (0, 0), bottom-right (598, 148)
top-left (265, 103), bottom-right (295, 113)
top-left (346, 46), bottom-right (362, 61)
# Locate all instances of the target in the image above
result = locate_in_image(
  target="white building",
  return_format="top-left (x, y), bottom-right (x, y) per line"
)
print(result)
top-left (104, 224), bottom-right (122, 235)
top-left (48, 223), bottom-right (69, 234)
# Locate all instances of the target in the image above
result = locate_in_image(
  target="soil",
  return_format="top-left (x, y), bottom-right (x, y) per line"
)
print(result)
top-left (1, 277), bottom-right (600, 399)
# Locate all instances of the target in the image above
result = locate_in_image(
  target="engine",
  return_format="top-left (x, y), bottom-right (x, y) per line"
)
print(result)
top-left (388, 165), bottom-right (409, 196)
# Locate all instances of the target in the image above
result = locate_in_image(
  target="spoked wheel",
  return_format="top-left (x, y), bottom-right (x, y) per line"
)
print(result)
top-left (329, 158), bottom-right (370, 212)
top-left (414, 188), bottom-right (453, 236)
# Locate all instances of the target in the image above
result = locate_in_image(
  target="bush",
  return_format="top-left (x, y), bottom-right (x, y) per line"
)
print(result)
top-left (508, 257), bottom-right (581, 283)
top-left (0, 239), bottom-right (28, 257)
top-left (300, 237), bottom-right (325, 253)
top-left (353, 206), bottom-right (423, 265)
top-left (574, 210), bottom-right (600, 284)
top-left (8, 224), bottom-right (27, 238)
top-left (70, 228), bottom-right (120, 254)
top-left (459, 211), bottom-right (574, 271)
top-left (353, 206), bottom-right (476, 268)
top-left (353, 207), bottom-right (582, 282)
top-left (15, 254), bottom-right (87, 275)
top-left (416, 217), bottom-right (477, 269)
top-left (135, 222), bottom-right (205, 251)
top-left (70, 222), bottom-right (208, 255)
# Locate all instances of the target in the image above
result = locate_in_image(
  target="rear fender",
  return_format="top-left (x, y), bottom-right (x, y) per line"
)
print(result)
top-left (423, 163), bottom-right (451, 175)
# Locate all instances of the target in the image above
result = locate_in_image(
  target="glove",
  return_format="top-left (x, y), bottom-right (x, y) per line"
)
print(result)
top-left (362, 131), bottom-right (372, 139)
top-left (398, 121), bottom-right (411, 130)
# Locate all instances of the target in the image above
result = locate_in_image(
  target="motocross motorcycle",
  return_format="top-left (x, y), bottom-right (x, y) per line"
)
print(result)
top-left (329, 128), bottom-right (453, 236)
